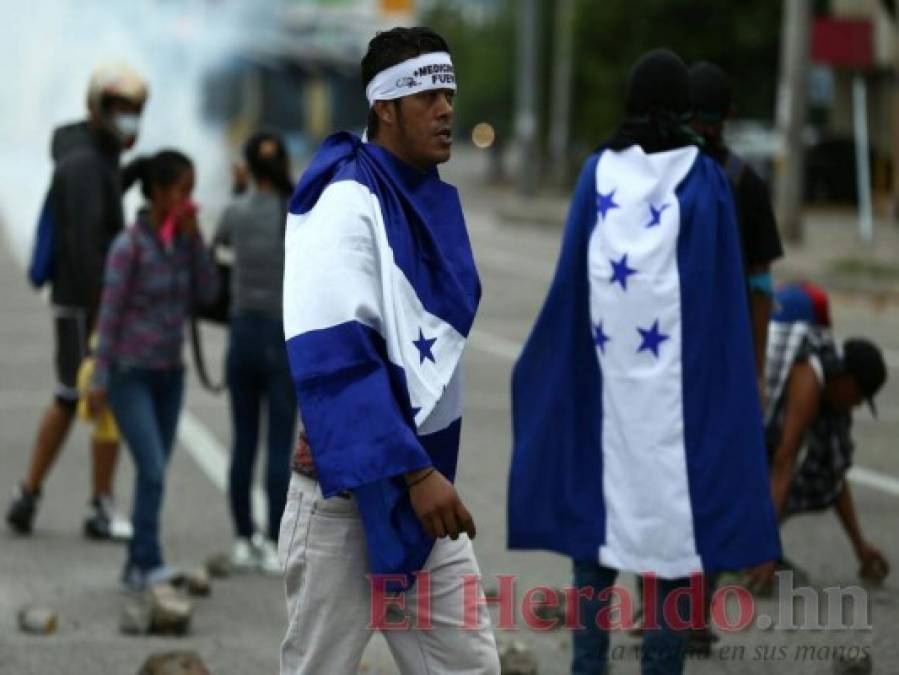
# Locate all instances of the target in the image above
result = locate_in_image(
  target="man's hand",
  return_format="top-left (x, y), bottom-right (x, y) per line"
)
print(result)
top-left (406, 468), bottom-right (476, 541)
top-left (858, 543), bottom-right (890, 583)
top-left (86, 388), bottom-right (107, 418)
top-left (770, 361), bottom-right (822, 520)
top-left (744, 561), bottom-right (777, 596)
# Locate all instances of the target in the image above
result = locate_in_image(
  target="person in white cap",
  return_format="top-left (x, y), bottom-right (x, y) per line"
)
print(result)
top-left (278, 27), bottom-right (499, 675)
top-left (7, 62), bottom-right (147, 541)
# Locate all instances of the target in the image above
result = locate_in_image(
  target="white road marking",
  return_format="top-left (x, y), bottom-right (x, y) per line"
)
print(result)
top-left (884, 348), bottom-right (899, 370)
top-left (848, 466), bottom-right (899, 497)
top-left (178, 410), bottom-right (267, 525)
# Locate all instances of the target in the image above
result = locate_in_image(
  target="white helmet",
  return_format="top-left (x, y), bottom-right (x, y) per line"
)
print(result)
top-left (86, 61), bottom-right (148, 112)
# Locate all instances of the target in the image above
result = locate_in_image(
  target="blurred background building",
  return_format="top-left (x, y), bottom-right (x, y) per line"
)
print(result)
top-left (805, 0), bottom-right (896, 205)
top-left (202, 0), bottom-right (418, 158)
top-left (0, 0), bottom-right (896, 268)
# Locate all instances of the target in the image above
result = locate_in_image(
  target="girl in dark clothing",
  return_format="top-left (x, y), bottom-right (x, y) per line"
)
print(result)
top-left (214, 132), bottom-right (297, 574)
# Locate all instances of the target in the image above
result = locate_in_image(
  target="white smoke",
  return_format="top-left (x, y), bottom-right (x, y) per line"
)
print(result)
top-left (0, 0), bottom-right (274, 267)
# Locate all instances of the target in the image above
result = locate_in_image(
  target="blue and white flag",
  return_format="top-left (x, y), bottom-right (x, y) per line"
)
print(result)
top-left (509, 146), bottom-right (780, 577)
top-left (283, 132), bottom-right (481, 578)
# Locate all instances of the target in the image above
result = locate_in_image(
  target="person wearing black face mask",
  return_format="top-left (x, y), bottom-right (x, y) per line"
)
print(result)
top-left (7, 62), bottom-right (147, 542)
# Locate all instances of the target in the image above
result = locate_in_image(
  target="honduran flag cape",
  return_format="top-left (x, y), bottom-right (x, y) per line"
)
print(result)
top-left (283, 131), bottom-right (481, 579)
top-left (508, 145), bottom-right (781, 578)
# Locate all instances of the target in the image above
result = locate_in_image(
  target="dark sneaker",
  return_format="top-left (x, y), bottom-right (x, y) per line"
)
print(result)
top-left (84, 495), bottom-right (133, 542)
top-left (6, 484), bottom-right (40, 534)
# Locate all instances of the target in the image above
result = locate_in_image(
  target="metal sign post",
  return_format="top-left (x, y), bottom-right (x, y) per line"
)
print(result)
top-left (811, 16), bottom-right (876, 244)
top-left (852, 74), bottom-right (874, 244)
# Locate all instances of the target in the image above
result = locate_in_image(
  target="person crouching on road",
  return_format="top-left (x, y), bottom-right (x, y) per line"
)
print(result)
top-left (508, 49), bottom-right (781, 675)
top-left (88, 150), bottom-right (219, 592)
top-left (745, 281), bottom-right (890, 591)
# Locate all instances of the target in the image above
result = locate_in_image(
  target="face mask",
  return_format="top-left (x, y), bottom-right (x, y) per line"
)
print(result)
top-left (111, 113), bottom-right (141, 141)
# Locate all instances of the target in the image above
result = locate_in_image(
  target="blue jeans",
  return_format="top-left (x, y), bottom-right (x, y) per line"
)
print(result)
top-left (107, 366), bottom-right (185, 572)
top-left (226, 313), bottom-right (297, 540)
top-left (572, 562), bottom-right (690, 675)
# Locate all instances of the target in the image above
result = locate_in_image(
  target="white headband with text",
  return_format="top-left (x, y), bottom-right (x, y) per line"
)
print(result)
top-left (365, 52), bottom-right (456, 108)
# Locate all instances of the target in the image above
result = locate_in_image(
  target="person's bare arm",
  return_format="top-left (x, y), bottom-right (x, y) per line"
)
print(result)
top-left (746, 361), bottom-right (820, 594)
top-left (834, 483), bottom-right (890, 582)
top-left (770, 361), bottom-right (821, 519)
top-left (747, 263), bottom-right (773, 405)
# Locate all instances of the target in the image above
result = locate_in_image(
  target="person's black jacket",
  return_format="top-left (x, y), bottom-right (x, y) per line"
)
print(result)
top-left (47, 121), bottom-right (124, 315)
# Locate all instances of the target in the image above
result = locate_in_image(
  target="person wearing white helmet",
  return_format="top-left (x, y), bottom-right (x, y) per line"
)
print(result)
top-left (7, 62), bottom-right (148, 541)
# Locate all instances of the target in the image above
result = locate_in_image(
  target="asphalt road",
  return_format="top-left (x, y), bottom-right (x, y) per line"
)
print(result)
top-left (1, 154), bottom-right (898, 674)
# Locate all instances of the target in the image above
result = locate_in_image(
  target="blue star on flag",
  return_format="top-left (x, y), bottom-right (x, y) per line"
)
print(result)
top-left (646, 203), bottom-right (669, 228)
top-left (637, 320), bottom-right (670, 358)
top-left (593, 322), bottom-right (611, 354)
top-left (596, 189), bottom-right (620, 221)
top-left (609, 254), bottom-right (638, 290)
top-left (413, 328), bottom-right (437, 364)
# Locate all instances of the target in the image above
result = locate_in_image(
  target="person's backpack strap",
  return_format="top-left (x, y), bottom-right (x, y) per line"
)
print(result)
top-left (189, 319), bottom-right (226, 394)
top-left (188, 238), bottom-right (226, 394)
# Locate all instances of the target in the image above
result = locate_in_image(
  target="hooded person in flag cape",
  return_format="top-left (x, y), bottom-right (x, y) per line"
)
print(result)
top-left (508, 49), bottom-right (781, 673)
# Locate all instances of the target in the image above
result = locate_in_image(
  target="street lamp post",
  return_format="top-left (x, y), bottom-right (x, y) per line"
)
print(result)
top-left (775, 0), bottom-right (812, 244)
top-left (515, 0), bottom-right (540, 195)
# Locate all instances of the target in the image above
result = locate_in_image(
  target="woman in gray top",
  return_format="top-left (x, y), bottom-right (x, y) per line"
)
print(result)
top-left (215, 132), bottom-right (296, 574)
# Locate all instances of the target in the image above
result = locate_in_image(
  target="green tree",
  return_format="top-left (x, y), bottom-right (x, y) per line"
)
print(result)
top-left (423, 1), bottom-right (516, 143)
top-left (570, 0), bottom-right (781, 151)
top-left (426, 1), bottom-right (782, 181)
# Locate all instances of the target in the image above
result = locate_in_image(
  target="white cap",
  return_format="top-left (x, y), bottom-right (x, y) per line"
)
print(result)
top-left (87, 61), bottom-right (148, 111)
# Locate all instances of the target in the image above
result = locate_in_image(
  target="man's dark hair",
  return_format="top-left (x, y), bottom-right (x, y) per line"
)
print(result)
top-left (689, 61), bottom-right (733, 124)
top-left (244, 130), bottom-right (294, 198)
top-left (361, 27), bottom-right (450, 138)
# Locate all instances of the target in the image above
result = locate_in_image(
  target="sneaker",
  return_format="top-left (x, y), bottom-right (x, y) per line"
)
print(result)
top-left (6, 484), bottom-right (40, 534)
top-left (230, 537), bottom-right (259, 573)
top-left (84, 495), bottom-right (133, 542)
top-left (121, 564), bottom-right (182, 593)
top-left (251, 533), bottom-right (282, 576)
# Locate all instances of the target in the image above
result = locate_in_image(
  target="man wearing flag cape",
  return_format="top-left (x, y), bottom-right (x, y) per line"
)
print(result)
top-left (509, 50), bottom-right (781, 674)
top-left (279, 27), bottom-right (499, 675)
